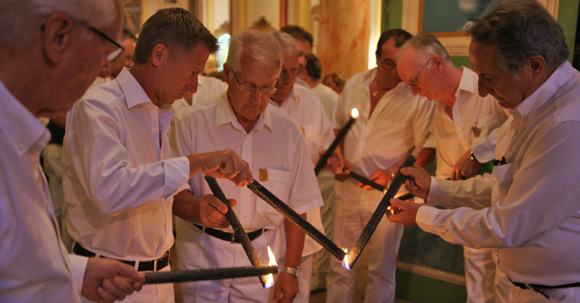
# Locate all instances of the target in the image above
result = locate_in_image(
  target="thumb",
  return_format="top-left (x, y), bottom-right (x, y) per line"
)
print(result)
top-left (228, 199), bottom-right (237, 208)
top-left (115, 262), bottom-right (145, 282)
top-left (209, 197), bottom-right (229, 214)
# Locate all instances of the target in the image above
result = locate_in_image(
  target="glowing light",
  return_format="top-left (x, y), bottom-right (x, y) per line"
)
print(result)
top-left (351, 108), bottom-right (359, 119)
top-left (341, 248), bottom-right (351, 270)
top-left (265, 246), bottom-right (277, 288)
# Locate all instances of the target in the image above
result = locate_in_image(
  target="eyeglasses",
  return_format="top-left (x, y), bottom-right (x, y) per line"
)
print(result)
top-left (280, 65), bottom-right (300, 78)
top-left (71, 17), bottom-right (124, 62)
top-left (231, 68), bottom-right (278, 95)
top-left (407, 57), bottom-right (432, 89)
top-left (379, 58), bottom-right (397, 70)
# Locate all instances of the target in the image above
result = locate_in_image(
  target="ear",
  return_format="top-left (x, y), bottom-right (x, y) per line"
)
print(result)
top-left (431, 54), bottom-right (445, 73)
top-left (150, 44), bottom-right (168, 67)
top-left (528, 54), bottom-right (545, 75)
top-left (42, 12), bottom-right (75, 64)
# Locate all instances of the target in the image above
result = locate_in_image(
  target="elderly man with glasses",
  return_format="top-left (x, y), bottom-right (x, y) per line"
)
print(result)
top-left (62, 8), bottom-right (253, 303)
top-left (326, 29), bottom-right (435, 303)
top-left (169, 29), bottom-right (325, 303)
top-left (396, 32), bottom-right (510, 303)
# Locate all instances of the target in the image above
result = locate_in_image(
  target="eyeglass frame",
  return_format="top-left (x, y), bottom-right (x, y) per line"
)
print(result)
top-left (64, 16), bottom-right (124, 62)
top-left (230, 68), bottom-right (279, 95)
top-left (407, 57), bottom-right (432, 89)
top-left (378, 57), bottom-right (397, 70)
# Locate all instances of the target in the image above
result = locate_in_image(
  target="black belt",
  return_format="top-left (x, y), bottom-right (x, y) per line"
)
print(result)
top-left (193, 224), bottom-right (267, 243)
top-left (510, 278), bottom-right (580, 298)
top-left (73, 243), bottom-right (169, 272)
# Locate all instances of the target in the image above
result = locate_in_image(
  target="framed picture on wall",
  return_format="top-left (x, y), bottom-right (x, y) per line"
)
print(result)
top-left (403, 0), bottom-right (558, 56)
top-left (124, 0), bottom-right (141, 34)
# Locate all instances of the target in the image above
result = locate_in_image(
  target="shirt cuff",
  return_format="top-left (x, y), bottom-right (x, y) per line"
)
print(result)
top-left (68, 254), bottom-right (89, 295)
top-left (416, 205), bottom-right (440, 234)
top-left (162, 156), bottom-right (190, 191)
top-left (426, 176), bottom-right (442, 204)
top-left (471, 139), bottom-right (495, 163)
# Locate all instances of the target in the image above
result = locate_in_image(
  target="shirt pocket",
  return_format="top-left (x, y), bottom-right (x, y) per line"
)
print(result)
top-left (256, 168), bottom-right (293, 227)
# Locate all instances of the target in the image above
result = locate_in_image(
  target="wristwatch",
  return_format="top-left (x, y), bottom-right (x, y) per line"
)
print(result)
top-left (470, 151), bottom-right (479, 163)
top-left (280, 266), bottom-right (301, 278)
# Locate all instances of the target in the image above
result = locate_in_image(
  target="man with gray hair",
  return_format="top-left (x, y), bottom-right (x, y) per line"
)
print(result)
top-left (169, 29), bottom-right (324, 303)
top-left (0, 0), bottom-right (145, 302)
top-left (269, 30), bottom-right (341, 303)
top-left (396, 32), bottom-right (510, 303)
top-left (62, 8), bottom-right (253, 303)
top-left (390, 1), bottom-right (580, 301)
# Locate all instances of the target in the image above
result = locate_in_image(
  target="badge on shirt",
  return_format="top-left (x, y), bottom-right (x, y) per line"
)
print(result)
top-left (259, 169), bottom-right (268, 181)
top-left (300, 127), bottom-right (305, 137)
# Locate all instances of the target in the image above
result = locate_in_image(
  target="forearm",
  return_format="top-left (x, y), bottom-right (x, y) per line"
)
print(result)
top-left (283, 215), bottom-right (306, 267)
top-left (415, 148), bottom-right (435, 167)
top-left (172, 190), bottom-right (203, 223)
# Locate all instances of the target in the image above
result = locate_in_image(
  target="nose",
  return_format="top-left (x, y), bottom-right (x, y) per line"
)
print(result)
top-left (477, 77), bottom-right (491, 97)
top-left (248, 89), bottom-right (264, 103)
top-left (188, 76), bottom-right (199, 93)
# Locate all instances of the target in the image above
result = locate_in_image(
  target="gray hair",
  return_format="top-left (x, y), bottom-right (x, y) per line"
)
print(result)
top-left (226, 29), bottom-right (282, 75)
top-left (0, 0), bottom-right (118, 51)
top-left (133, 7), bottom-right (218, 65)
top-left (272, 30), bottom-right (299, 59)
top-left (397, 33), bottom-right (451, 63)
top-left (467, 0), bottom-right (568, 76)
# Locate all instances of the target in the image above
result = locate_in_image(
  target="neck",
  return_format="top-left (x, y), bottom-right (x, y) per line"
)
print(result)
top-left (442, 65), bottom-right (463, 108)
top-left (130, 64), bottom-right (160, 107)
top-left (304, 76), bottom-right (318, 88)
top-left (372, 74), bottom-right (397, 92)
top-left (0, 51), bottom-right (45, 116)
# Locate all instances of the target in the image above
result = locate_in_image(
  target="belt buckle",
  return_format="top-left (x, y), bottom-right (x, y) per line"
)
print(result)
top-left (154, 259), bottom-right (158, 272)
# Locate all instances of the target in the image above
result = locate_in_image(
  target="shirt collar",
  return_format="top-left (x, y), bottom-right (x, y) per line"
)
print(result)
top-left (456, 67), bottom-right (476, 96)
top-left (215, 92), bottom-right (273, 133)
top-left (0, 80), bottom-right (50, 156)
top-left (116, 67), bottom-right (153, 109)
top-left (269, 85), bottom-right (297, 108)
top-left (512, 61), bottom-right (575, 120)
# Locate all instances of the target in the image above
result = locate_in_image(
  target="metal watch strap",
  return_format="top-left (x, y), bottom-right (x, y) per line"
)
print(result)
top-left (280, 266), bottom-right (301, 277)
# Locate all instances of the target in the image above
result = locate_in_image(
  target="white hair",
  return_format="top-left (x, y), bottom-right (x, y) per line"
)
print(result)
top-left (227, 29), bottom-right (282, 75)
top-left (0, 0), bottom-right (118, 51)
top-left (272, 30), bottom-right (299, 59)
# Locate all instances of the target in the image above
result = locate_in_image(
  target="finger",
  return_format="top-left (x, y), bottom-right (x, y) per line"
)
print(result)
top-left (101, 278), bottom-right (127, 301)
top-left (111, 276), bottom-right (135, 295)
top-left (272, 285), bottom-right (282, 303)
top-left (113, 262), bottom-right (145, 282)
top-left (96, 286), bottom-right (116, 303)
top-left (208, 197), bottom-right (229, 214)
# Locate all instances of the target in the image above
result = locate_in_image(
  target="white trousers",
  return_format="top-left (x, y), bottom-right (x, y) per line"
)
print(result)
top-left (464, 246), bottom-right (512, 303)
top-left (311, 171), bottom-right (336, 292)
top-left (175, 218), bottom-right (277, 303)
top-left (326, 191), bottom-right (404, 303)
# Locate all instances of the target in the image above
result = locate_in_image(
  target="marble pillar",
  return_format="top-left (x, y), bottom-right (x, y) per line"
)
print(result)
top-left (318, 0), bottom-right (370, 80)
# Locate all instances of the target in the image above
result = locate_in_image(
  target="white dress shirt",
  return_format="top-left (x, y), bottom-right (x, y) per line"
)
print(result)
top-left (420, 62), bottom-right (580, 285)
top-left (333, 68), bottom-right (435, 185)
top-left (269, 84), bottom-right (334, 256)
top-left (312, 83), bottom-right (339, 119)
top-left (433, 67), bottom-right (509, 178)
top-left (62, 68), bottom-right (190, 260)
top-left (172, 75), bottom-right (228, 113)
top-left (171, 93), bottom-right (323, 232)
top-left (0, 80), bottom-right (87, 302)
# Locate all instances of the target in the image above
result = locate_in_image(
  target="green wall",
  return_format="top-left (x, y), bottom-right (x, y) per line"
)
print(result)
top-left (383, 0), bottom-right (580, 66)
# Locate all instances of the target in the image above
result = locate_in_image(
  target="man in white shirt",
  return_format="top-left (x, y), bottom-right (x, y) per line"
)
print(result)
top-left (0, 0), bottom-right (145, 302)
top-left (389, 2), bottom-right (580, 302)
top-left (304, 54), bottom-right (339, 119)
top-left (396, 33), bottom-right (511, 303)
top-left (269, 30), bottom-right (340, 303)
top-left (62, 8), bottom-right (252, 303)
top-left (169, 29), bottom-right (323, 303)
top-left (326, 29), bottom-right (435, 303)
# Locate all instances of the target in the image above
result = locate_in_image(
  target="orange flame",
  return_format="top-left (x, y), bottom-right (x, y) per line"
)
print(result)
top-left (351, 108), bottom-right (359, 119)
top-left (341, 248), bottom-right (351, 269)
top-left (265, 246), bottom-right (277, 288)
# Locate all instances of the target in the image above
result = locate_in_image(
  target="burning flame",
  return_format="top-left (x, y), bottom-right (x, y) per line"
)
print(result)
top-left (264, 246), bottom-right (277, 288)
top-left (341, 248), bottom-right (351, 270)
top-left (350, 108), bottom-right (359, 119)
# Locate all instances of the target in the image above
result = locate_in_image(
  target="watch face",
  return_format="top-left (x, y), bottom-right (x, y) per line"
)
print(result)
top-left (283, 266), bottom-right (301, 277)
